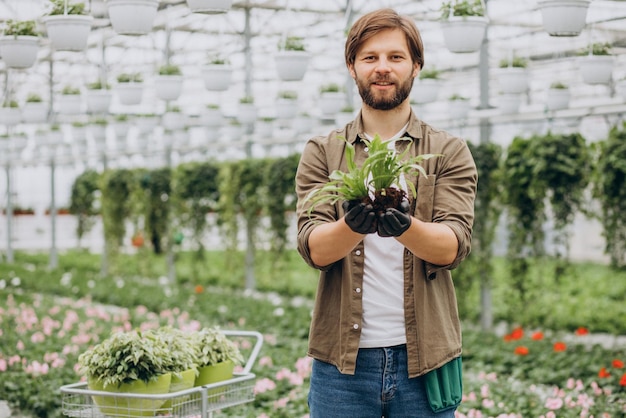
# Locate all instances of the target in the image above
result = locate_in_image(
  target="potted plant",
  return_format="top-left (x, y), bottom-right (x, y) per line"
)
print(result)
top-left (237, 96), bottom-right (256, 125)
top-left (186, 0), bottom-right (232, 14)
top-left (155, 64), bottom-right (184, 101)
top-left (577, 42), bottom-right (614, 85)
top-left (86, 79), bottom-right (112, 114)
top-left (115, 72), bottom-right (144, 105)
top-left (201, 55), bottom-right (232, 91)
top-left (411, 68), bottom-right (442, 104)
top-left (0, 19), bottom-right (39, 69)
top-left (616, 77), bottom-right (626, 102)
top-left (495, 56), bottom-right (529, 94)
top-left (162, 105), bottom-right (186, 131)
top-left (0, 100), bottom-right (21, 126)
top-left (537, 0), bottom-right (590, 37)
top-left (274, 36), bottom-right (311, 81)
top-left (78, 329), bottom-right (173, 417)
top-left (303, 134), bottom-right (439, 216)
top-left (106, 0), bottom-right (159, 36)
top-left (134, 113), bottom-right (159, 135)
top-left (22, 93), bottom-right (49, 124)
top-left (545, 81), bottom-right (571, 111)
top-left (88, 117), bottom-right (109, 147)
top-left (111, 113), bottom-right (131, 139)
top-left (275, 90), bottom-right (298, 119)
top-left (256, 116), bottom-right (275, 137)
top-left (42, 0), bottom-right (93, 52)
top-left (202, 103), bottom-right (223, 128)
top-left (192, 327), bottom-right (244, 387)
top-left (318, 83), bottom-right (345, 118)
top-left (440, 0), bottom-right (488, 53)
top-left (447, 94), bottom-right (471, 119)
top-left (56, 85), bottom-right (83, 115)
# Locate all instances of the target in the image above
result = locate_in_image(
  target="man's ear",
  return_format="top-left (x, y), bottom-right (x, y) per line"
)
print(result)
top-left (413, 64), bottom-right (420, 79)
top-left (348, 64), bottom-right (356, 79)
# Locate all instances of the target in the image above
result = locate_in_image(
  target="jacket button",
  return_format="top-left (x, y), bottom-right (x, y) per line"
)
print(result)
top-left (355, 287), bottom-right (361, 293)
top-left (353, 324), bottom-right (359, 330)
top-left (355, 250), bottom-right (361, 256)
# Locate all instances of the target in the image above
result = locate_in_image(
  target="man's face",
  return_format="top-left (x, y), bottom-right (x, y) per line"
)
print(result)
top-left (349, 28), bottom-right (419, 111)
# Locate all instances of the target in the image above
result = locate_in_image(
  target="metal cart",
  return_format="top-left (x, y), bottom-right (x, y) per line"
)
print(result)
top-left (60, 330), bottom-right (263, 418)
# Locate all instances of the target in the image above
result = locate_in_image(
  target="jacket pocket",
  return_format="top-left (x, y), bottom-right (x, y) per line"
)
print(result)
top-left (415, 174), bottom-right (436, 222)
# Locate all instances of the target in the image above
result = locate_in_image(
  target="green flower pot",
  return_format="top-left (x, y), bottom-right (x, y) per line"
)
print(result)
top-left (160, 369), bottom-right (196, 411)
top-left (88, 373), bottom-right (171, 417)
top-left (194, 360), bottom-right (234, 389)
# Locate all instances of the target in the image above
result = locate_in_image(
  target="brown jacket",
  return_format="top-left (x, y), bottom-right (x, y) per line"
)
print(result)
top-left (295, 111), bottom-right (477, 378)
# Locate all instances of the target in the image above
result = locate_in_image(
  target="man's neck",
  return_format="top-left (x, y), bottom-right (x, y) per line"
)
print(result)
top-left (360, 101), bottom-right (412, 140)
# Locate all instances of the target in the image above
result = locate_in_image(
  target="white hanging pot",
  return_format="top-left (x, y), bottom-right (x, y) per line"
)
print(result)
top-left (0, 108), bottom-right (22, 126)
top-left (318, 92), bottom-right (344, 117)
top-left (0, 36), bottom-right (39, 69)
top-left (22, 102), bottom-right (48, 124)
top-left (86, 90), bottom-right (113, 114)
top-left (186, 0), bottom-right (232, 14)
top-left (42, 14), bottom-right (93, 51)
top-left (411, 79), bottom-right (442, 104)
top-left (112, 121), bottom-right (131, 138)
top-left (578, 55), bottom-right (614, 85)
top-left (275, 98), bottom-right (298, 119)
top-left (89, 124), bottom-right (108, 142)
top-left (56, 95), bottom-right (83, 114)
top-left (202, 107), bottom-right (223, 127)
top-left (616, 80), bottom-right (626, 102)
top-left (448, 99), bottom-right (471, 119)
top-left (154, 75), bottom-right (184, 101)
top-left (440, 16), bottom-right (488, 53)
top-left (107, 0), bottom-right (159, 36)
top-left (201, 65), bottom-right (232, 91)
top-left (545, 87), bottom-right (571, 111)
top-left (495, 67), bottom-right (528, 94)
top-left (115, 83), bottom-right (144, 105)
top-left (162, 112), bottom-right (186, 130)
top-left (237, 103), bottom-right (257, 125)
top-left (497, 93), bottom-right (522, 114)
top-left (274, 51), bottom-right (311, 82)
top-left (537, 0), bottom-right (590, 37)
top-left (134, 115), bottom-right (158, 134)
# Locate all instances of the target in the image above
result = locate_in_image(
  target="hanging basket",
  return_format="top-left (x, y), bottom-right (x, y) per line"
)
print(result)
top-left (537, 0), bottom-right (590, 37)
top-left (0, 36), bottom-right (39, 69)
top-left (410, 79), bottom-right (442, 104)
top-left (447, 99), bottom-right (471, 119)
top-left (0, 108), bottom-right (22, 126)
top-left (274, 51), bottom-right (311, 81)
top-left (616, 79), bottom-right (626, 102)
top-left (578, 55), bottom-right (614, 85)
top-left (154, 75), bottom-right (184, 101)
top-left (42, 14), bottom-right (93, 51)
top-left (440, 16), bottom-right (488, 53)
top-left (497, 93), bottom-right (522, 114)
top-left (318, 92), bottom-right (344, 117)
top-left (107, 0), bottom-right (159, 36)
top-left (275, 98), bottom-right (298, 119)
top-left (237, 103), bottom-right (257, 125)
top-left (186, 0), bottom-right (232, 14)
top-left (201, 64), bottom-right (232, 91)
top-left (545, 87), bottom-right (571, 111)
top-left (115, 83), bottom-right (144, 105)
top-left (22, 102), bottom-right (49, 124)
top-left (495, 67), bottom-right (529, 94)
top-left (56, 95), bottom-right (83, 115)
top-left (86, 90), bottom-right (113, 114)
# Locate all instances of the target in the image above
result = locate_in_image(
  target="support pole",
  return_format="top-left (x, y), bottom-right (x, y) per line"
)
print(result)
top-left (243, 5), bottom-right (255, 291)
top-left (5, 164), bottom-right (13, 263)
top-left (49, 158), bottom-right (58, 269)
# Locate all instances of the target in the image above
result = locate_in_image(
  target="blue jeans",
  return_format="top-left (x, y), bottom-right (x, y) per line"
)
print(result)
top-left (308, 345), bottom-right (458, 418)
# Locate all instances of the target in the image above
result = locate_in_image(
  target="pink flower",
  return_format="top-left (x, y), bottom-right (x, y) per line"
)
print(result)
top-left (273, 397), bottom-right (289, 408)
top-left (295, 356), bottom-right (312, 378)
top-left (481, 398), bottom-right (494, 408)
top-left (258, 356), bottom-right (273, 367)
top-left (545, 397), bottom-right (563, 410)
top-left (0, 359), bottom-right (7, 372)
top-left (480, 384), bottom-right (489, 398)
top-left (253, 378), bottom-right (276, 394)
top-left (16, 341), bottom-right (24, 351)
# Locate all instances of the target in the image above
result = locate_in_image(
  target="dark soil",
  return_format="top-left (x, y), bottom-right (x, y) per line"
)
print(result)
top-left (364, 187), bottom-right (407, 215)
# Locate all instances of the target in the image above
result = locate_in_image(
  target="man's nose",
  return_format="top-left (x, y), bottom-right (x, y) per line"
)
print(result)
top-left (375, 57), bottom-right (392, 73)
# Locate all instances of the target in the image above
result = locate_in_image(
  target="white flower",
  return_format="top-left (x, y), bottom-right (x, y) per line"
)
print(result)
top-left (116, 279), bottom-right (125, 288)
top-left (0, 279), bottom-right (6, 289)
top-left (10, 277), bottom-right (21, 287)
top-left (273, 307), bottom-right (285, 317)
top-left (87, 280), bottom-right (95, 289)
top-left (60, 272), bottom-right (72, 286)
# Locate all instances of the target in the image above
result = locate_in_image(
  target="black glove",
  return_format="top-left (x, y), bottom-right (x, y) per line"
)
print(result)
top-left (377, 200), bottom-right (412, 237)
top-left (342, 200), bottom-right (377, 234)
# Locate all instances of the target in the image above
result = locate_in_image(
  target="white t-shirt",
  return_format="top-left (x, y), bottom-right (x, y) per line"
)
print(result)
top-left (359, 125), bottom-right (409, 348)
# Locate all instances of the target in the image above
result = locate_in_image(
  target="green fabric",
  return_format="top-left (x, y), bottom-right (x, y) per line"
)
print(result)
top-left (424, 356), bottom-right (463, 413)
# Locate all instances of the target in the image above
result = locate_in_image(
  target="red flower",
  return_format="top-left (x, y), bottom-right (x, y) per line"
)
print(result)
top-left (553, 342), bottom-right (567, 352)
top-left (575, 327), bottom-right (589, 336)
top-left (514, 346), bottom-right (529, 356)
top-left (194, 285), bottom-right (204, 294)
top-left (598, 367), bottom-right (611, 378)
top-left (620, 373), bottom-right (626, 387)
top-left (612, 359), bottom-right (624, 369)
top-left (531, 331), bottom-right (544, 341)
top-left (504, 327), bottom-right (524, 342)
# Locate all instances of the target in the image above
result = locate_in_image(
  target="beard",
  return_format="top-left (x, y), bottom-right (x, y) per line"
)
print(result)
top-left (356, 73), bottom-right (414, 111)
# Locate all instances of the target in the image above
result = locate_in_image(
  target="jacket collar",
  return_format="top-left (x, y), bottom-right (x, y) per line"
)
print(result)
top-left (345, 108), bottom-right (425, 145)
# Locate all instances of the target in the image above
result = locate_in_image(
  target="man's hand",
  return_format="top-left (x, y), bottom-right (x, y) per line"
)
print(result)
top-left (378, 200), bottom-right (412, 237)
top-left (342, 201), bottom-right (377, 234)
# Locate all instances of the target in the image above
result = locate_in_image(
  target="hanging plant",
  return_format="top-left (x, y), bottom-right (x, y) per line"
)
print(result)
top-left (593, 123), bottom-right (626, 269)
top-left (502, 135), bottom-right (547, 309)
top-left (100, 169), bottom-right (135, 263)
top-left (535, 131), bottom-right (591, 280)
top-left (262, 154), bottom-right (300, 255)
top-left (174, 161), bottom-right (220, 260)
top-left (455, 141), bottom-right (503, 322)
top-left (69, 169), bottom-right (101, 247)
top-left (139, 168), bottom-right (172, 255)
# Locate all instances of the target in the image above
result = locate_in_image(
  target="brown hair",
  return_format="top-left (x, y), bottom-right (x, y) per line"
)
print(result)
top-left (345, 8), bottom-right (424, 70)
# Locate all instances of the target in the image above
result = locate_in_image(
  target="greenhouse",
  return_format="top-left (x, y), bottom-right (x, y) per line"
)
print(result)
top-left (1, 0), bottom-right (626, 417)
